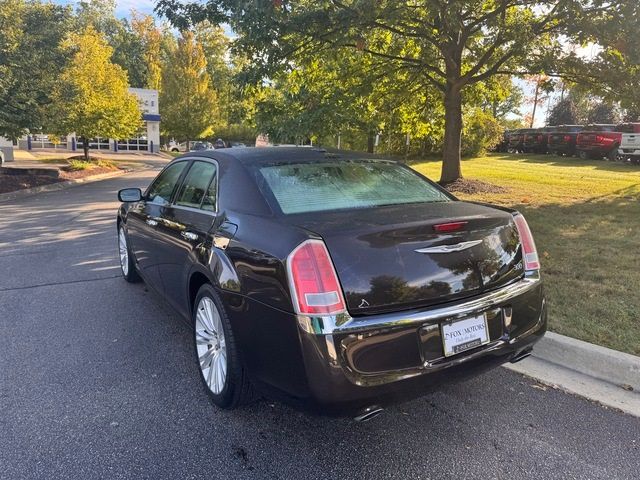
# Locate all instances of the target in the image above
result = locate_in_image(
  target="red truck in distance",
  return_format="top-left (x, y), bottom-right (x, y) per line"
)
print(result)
top-left (576, 123), bottom-right (640, 161)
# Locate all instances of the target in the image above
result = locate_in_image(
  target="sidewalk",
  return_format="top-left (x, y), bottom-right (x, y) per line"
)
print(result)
top-left (505, 331), bottom-right (640, 417)
top-left (12, 148), bottom-right (171, 167)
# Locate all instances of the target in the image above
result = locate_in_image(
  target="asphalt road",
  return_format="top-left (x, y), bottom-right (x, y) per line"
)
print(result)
top-left (1, 170), bottom-right (639, 480)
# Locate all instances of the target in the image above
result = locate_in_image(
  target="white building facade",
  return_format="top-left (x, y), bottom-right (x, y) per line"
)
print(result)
top-left (19, 88), bottom-right (161, 154)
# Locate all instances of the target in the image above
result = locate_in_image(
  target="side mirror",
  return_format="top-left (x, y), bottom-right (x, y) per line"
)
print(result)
top-left (118, 188), bottom-right (142, 202)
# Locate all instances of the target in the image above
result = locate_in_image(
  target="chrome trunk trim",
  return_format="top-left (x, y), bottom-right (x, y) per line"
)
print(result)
top-left (297, 274), bottom-right (541, 335)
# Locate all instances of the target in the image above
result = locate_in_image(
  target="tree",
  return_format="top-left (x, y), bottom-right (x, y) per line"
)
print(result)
top-left (160, 31), bottom-right (219, 141)
top-left (131, 12), bottom-right (164, 91)
top-left (0, 0), bottom-right (72, 140)
top-left (587, 102), bottom-right (621, 124)
top-left (108, 20), bottom-right (148, 88)
top-left (475, 75), bottom-right (524, 120)
top-left (547, 98), bottom-right (580, 125)
top-left (50, 27), bottom-right (141, 160)
top-left (525, 75), bottom-right (554, 127)
top-left (156, 0), bottom-right (609, 183)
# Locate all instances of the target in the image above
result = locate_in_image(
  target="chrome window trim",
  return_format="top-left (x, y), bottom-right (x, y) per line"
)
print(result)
top-left (171, 157), bottom-right (219, 214)
top-left (169, 204), bottom-right (217, 217)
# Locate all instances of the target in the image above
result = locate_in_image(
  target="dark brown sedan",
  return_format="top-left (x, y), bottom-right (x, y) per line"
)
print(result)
top-left (116, 148), bottom-right (546, 419)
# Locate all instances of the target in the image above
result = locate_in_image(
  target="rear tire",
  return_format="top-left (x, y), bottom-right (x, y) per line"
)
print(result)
top-left (193, 284), bottom-right (253, 409)
top-left (607, 146), bottom-right (619, 162)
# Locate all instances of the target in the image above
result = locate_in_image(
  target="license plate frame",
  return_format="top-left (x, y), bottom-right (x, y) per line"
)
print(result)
top-left (441, 313), bottom-right (490, 357)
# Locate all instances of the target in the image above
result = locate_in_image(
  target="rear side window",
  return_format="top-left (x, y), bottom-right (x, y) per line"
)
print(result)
top-left (201, 174), bottom-right (218, 212)
top-left (175, 161), bottom-right (217, 210)
top-left (146, 162), bottom-right (188, 205)
top-left (258, 160), bottom-right (450, 215)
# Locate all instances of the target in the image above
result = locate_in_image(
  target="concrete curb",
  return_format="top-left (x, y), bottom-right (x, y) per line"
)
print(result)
top-left (0, 168), bottom-right (151, 203)
top-left (535, 332), bottom-right (640, 391)
top-left (505, 332), bottom-right (640, 417)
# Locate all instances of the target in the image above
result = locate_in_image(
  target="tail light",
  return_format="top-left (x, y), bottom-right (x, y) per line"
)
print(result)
top-left (595, 135), bottom-right (604, 143)
top-left (513, 214), bottom-right (540, 271)
top-left (563, 135), bottom-right (571, 142)
top-left (287, 239), bottom-right (346, 315)
top-left (537, 135), bottom-right (543, 141)
top-left (434, 221), bottom-right (467, 233)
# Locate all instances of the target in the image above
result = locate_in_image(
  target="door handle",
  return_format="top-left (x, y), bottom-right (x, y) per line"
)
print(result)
top-left (181, 231), bottom-right (198, 241)
top-left (146, 218), bottom-right (158, 227)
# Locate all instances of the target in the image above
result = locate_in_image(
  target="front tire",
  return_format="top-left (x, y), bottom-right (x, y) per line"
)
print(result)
top-left (118, 226), bottom-right (140, 283)
top-left (193, 284), bottom-right (252, 409)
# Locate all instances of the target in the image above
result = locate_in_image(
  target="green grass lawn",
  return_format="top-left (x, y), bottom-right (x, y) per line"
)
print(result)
top-left (413, 153), bottom-right (640, 355)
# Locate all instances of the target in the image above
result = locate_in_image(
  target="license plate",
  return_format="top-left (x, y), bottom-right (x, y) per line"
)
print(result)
top-left (441, 314), bottom-right (489, 357)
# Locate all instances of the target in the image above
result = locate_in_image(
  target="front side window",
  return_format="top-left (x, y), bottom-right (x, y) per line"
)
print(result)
top-left (175, 161), bottom-right (217, 210)
top-left (258, 160), bottom-right (450, 215)
top-left (146, 162), bottom-right (188, 205)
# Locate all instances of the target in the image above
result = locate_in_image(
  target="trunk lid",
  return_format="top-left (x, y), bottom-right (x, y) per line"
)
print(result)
top-left (285, 202), bottom-right (524, 315)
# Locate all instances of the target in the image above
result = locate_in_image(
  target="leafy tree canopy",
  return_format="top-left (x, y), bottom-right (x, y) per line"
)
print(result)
top-left (0, 0), bottom-right (73, 140)
top-left (156, 0), bottom-right (623, 182)
top-left (50, 27), bottom-right (141, 159)
top-left (160, 31), bottom-right (219, 141)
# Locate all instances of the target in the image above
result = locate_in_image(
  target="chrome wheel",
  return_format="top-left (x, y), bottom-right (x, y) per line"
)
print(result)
top-left (118, 227), bottom-right (129, 276)
top-left (195, 296), bottom-right (227, 395)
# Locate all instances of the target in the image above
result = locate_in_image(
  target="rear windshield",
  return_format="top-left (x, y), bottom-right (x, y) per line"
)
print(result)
top-left (257, 160), bottom-right (450, 214)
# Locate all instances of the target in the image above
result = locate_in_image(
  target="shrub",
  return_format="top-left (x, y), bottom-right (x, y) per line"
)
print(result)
top-left (462, 109), bottom-right (504, 157)
top-left (66, 159), bottom-right (116, 171)
top-left (66, 159), bottom-right (93, 171)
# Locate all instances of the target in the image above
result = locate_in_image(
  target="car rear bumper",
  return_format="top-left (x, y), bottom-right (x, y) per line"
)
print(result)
top-left (295, 274), bottom-right (546, 414)
top-left (548, 142), bottom-right (575, 152)
top-left (619, 147), bottom-right (640, 156)
top-left (577, 144), bottom-right (609, 155)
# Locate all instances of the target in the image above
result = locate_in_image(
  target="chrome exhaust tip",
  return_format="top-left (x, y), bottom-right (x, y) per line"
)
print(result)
top-left (510, 347), bottom-right (533, 364)
top-left (354, 406), bottom-right (384, 422)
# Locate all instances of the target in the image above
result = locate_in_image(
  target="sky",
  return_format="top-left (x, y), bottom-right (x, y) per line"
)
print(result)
top-left (54, 0), bottom-right (156, 17)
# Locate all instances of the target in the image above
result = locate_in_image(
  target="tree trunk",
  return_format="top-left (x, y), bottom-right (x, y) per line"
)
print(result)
top-left (82, 137), bottom-right (89, 161)
top-left (367, 132), bottom-right (375, 153)
top-left (440, 84), bottom-right (463, 183)
top-left (530, 81), bottom-right (540, 128)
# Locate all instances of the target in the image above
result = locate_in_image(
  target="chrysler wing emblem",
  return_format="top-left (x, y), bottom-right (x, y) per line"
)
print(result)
top-left (415, 239), bottom-right (483, 254)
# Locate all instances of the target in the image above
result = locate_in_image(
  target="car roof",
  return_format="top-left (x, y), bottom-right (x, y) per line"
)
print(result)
top-left (178, 146), bottom-right (395, 167)
top-left (168, 147), bottom-right (398, 216)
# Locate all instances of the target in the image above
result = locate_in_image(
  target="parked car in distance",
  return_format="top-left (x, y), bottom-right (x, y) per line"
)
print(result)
top-left (618, 128), bottom-right (640, 164)
top-left (167, 140), bottom-right (188, 153)
top-left (576, 123), bottom-right (640, 161)
top-left (494, 130), bottom-right (511, 153)
top-left (115, 148), bottom-right (547, 418)
top-left (190, 141), bottom-right (213, 152)
top-left (523, 126), bottom-right (555, 154)
top-left (547, 125), bottom-right (583, 156)
top-left (508, 128), bottom-right (535, 153)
